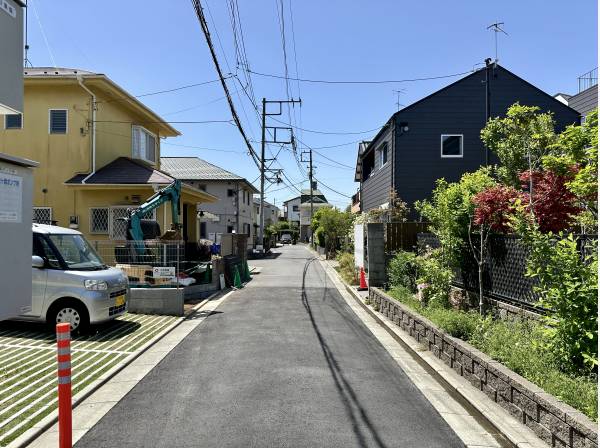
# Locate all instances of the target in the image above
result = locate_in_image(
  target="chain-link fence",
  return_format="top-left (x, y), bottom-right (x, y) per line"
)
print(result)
top-left (90, 240), bottom-right (185, 288)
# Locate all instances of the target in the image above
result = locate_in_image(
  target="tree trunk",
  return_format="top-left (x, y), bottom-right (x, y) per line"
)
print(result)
top-left (478, 231), bottom-right (485, 315)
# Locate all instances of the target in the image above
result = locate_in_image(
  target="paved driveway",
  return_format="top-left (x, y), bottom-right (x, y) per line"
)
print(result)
top-left (76, 245), bottom-right (464, 447)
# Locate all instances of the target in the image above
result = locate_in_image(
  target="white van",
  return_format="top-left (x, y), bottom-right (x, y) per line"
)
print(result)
top-left (16, 224), bottom-right (129, 333)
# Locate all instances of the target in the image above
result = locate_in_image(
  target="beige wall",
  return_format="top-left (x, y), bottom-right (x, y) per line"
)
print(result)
top-left (0, 77), bottom-right (181, 240)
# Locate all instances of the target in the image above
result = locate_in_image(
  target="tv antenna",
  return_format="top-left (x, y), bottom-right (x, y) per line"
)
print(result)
top-left (393, 89), bottom-right (406, 111)
top-left (487, 22), bottom-right (508, 63)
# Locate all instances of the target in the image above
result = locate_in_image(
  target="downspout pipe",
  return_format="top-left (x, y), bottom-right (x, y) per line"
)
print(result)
top-left (77, 76), bottom-right (97, 184)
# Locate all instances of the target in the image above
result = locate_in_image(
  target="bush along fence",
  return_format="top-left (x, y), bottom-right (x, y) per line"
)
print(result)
top-left (368, 287), bottom-right (597, 448)
top-left (416, 233), bottom-right (598, 311)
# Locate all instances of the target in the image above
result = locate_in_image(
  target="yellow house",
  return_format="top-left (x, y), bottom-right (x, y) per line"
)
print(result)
top-left (0, 67), bottom-right (216, 243)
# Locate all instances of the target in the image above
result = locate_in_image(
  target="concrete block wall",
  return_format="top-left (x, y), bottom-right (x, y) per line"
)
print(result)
top-left (367, 223), bottom-right (386, 287)
top-left (369, 287), bottom-right (597, 448)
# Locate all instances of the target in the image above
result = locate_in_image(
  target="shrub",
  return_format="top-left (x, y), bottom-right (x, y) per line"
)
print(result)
top-left (388, 250), bottom-right (419, 292)
top-left (515, 219), bottom-right (599, 372)
top-left (336, 252), bottom-right (357, 285)
top-left (414, 250), bottom-right (453, 308)
top-left (314, 227), bottom-right (326, 248)
top-left (427, 309), bottom-right (482, 339)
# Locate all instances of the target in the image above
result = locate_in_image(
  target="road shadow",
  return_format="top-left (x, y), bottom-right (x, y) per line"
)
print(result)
top-left (301, 257), bottom-right (389, 448)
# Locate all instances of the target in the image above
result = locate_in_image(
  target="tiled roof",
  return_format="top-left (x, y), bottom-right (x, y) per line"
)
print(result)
top-left (65, 157), bottom-right (174, 185)
top-left (160, 157), bottom-right (245, 181)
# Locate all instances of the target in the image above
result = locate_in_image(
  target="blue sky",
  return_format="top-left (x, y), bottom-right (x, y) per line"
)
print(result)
top-left (24, 0), bottom-right (597, 209)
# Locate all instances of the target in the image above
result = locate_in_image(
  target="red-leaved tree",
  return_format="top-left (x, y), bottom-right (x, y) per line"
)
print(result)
top-left (519, 169), bottom-right (581, 233)
top-left (472, 185), bottom-right (522, 233)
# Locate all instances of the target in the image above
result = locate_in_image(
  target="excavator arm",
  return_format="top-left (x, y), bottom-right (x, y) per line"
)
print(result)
top-left (127, 180), bottom-right (181, 248)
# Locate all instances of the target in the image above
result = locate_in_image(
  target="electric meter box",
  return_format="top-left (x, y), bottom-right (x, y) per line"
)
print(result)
top-left (0, 153), bottom-right (38, 319)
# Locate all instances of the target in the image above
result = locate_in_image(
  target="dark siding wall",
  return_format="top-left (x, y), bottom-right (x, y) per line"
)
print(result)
top-left (393, 66), bottom-right (581, 217)
top-left (568, 85), bottom-right (598, 118)
top-left (361, 126), bottom-right (392, 211)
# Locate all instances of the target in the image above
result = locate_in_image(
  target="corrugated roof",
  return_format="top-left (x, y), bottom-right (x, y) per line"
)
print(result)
top-left (65, 157), bottom-right (174, 185)
top-left (161, 157), bottom-right (245, 181)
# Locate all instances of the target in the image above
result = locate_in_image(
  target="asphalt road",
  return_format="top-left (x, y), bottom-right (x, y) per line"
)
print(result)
top-left (75, 245), bottom-right (464, 448)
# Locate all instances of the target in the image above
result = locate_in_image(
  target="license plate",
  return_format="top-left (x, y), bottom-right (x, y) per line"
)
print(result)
top-left (114, 295), bottom-right (126, 307)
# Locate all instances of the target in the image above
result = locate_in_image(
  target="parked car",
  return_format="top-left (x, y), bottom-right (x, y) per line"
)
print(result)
top-left (280, 233), bottom-right (292, 244)
top-left (15, 224), bottom-right (129, 333)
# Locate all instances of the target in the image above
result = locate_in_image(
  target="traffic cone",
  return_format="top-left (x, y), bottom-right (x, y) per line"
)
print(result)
top-left (233, 265), bottom-right (243, 288)
top-left (357, 267), bottom-right (368, 291)
top-left (243, 261), bottom-right (251, 282)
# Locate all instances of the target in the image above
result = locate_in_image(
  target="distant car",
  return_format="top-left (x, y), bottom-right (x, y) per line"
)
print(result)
top-left (280, 234), bottom-right (292, 244)
top-left (14, 224), bottom-right (129, 333)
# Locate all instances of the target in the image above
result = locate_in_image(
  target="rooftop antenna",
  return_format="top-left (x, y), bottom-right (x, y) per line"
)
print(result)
top-left (486, 21), bottom-right (508, 63)
top-left (393, 89), bottom-right (406, 111)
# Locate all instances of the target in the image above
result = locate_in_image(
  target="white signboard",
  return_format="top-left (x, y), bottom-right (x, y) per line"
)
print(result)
top-left (354, 224), bottom-right (364, 268)
top-left (152, 266), bottom-right (176, 279)
top-left (0, 172), bottom-right (22, 223)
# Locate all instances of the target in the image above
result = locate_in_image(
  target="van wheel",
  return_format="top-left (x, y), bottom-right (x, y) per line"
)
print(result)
top-left (48, 300), bottom-right (90, 334)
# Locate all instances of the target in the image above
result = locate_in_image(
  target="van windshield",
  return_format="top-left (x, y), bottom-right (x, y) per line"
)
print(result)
top-left (48, 234), bottom-right (106, 270)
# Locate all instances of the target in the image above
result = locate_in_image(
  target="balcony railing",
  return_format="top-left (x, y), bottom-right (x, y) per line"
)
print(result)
top-left (578, 67), bottom-right (598, 93)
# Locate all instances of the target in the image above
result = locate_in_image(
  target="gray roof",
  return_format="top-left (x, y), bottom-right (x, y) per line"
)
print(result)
top-left (160, 157), bottom-right (258, 193)
top-left (66, 157), bottom-right (174, 185)
top-left (300, 188), bottom-right (325, 196)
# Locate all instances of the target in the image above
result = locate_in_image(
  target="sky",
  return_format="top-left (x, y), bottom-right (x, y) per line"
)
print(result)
top-left (23, 0), bottom-right (598, 209)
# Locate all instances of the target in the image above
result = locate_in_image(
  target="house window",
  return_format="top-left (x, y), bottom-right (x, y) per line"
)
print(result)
top-left (227, 189), bottom-right (235, 197)
top-left (292, 205), bottom-right (299, 212)
top-left (132, 125), bottom-right (157, 164)
top-left (49, 109), bottom-right (68, 134)
top-left (5, 113), bottom-right (22, 129)
top-left (441, 134), bottom-right (463, 158)
top-left (227, 225), bottom-right (234, 233)
top-left (90, 208), bottom-right (109, 234)
top-left (109, 207), bottom-right (156, 240)
top-left (377, 143), bottom-right (388, 167)
top-left (32, 207), bottom-right (52, 225)
top-left (246, 190), bottom-right (250, 205)
top-left (243, 223), bottom-right (250, 236)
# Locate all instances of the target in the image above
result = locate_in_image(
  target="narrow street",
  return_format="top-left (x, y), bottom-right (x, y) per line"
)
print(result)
top-left (75, 245), bottom-right (464, 448)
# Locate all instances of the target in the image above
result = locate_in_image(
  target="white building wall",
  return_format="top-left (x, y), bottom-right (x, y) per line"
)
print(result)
top-left (284, 197), bottom-right (301, 222)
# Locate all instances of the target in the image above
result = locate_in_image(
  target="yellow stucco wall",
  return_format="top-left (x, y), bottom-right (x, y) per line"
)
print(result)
top-left (0, 77), bottom-right (192, 242)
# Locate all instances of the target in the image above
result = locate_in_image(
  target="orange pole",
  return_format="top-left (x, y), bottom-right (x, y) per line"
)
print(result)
top-left (56, 323), bottom-right (72, 448)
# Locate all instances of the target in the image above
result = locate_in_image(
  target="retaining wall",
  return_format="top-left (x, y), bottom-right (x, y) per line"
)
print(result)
top-left (369, 287), bottom-right (597, 448)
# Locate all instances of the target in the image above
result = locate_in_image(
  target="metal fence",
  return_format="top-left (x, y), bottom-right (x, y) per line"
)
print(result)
top-left (416, 233), bottom-right (597, 310)
top-left (90, 240), bottom-right (184, 288)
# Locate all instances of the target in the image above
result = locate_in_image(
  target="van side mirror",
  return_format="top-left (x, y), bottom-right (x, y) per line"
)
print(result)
top-left (32, 255), bottom-right (45, 269)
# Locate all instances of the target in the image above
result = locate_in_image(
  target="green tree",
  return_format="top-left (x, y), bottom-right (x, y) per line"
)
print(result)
top-left (311, 207), bottom-right (353, 258)
top-left (481, 103), bottom-right (559, 187)
top-left (542, 109), bottom-right (598, 229)
top-left (415, 167), bottom-right (496, 266)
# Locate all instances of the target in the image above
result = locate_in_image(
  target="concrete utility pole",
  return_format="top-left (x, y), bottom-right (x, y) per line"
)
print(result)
top-left (301, 149), bottom-right (314, 245)
top-left (258, 97), bottom-right (301, 251)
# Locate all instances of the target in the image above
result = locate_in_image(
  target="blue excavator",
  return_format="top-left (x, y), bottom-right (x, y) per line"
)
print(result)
top-left (126, 180), bottom-right (182, 255)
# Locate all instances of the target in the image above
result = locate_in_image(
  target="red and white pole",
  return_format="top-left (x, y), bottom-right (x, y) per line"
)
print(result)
top-left (56, 323), bottom-right (72, 448)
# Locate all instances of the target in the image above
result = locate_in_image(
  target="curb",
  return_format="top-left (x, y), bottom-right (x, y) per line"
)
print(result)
top-left (331, 270), bottom-right (545, 448)
top-left (8, 290), bottom-right (228, 448)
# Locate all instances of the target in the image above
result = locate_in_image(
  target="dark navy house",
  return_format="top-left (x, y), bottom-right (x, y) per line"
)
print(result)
top-left (354, 64), bottom-right (581, 216)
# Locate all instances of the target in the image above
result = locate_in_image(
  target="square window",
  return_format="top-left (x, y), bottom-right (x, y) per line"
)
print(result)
top-left (33, 207), bottom-right (53, 224)
top-left (49, 110), bottom-right (68, 134)
top-left (378, 143), bottom-right (388, 166)
top-left (441, 134), bottom-right (463, 158)
top-left (227, 189), bottom-right (235, 197)
top-left (5, 114), bottom-right (22, 129)
top-left (131, 125), bottom-right (157, 164)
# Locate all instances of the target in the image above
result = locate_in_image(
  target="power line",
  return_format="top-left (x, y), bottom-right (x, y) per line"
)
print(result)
top-left (313, 149), bottom-right (355, 169)
top-left (247, 68), bottom-right (474, 85)
top-left (314, 178), bottom-right (352, 198)
top-left (270, 114), bottom-right (383, 135)
top-left (190, 0), bottom-right (260, 169)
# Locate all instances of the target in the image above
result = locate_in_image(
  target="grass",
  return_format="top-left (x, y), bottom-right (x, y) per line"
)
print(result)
top-left (335, 252), bottom-right (358, 285)
top-left (387, 286), bottom-right (598, 421)
top-left (0, 313), bottom-right (179, 446)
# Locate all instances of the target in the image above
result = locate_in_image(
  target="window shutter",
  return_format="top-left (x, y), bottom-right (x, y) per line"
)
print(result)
top-left (132, 127), bottom-right (141, 159)
top-left (49, 110), bottom-right (67, 134)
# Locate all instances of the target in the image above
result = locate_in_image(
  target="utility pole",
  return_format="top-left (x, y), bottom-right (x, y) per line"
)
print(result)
top-left (301, 149), bottom-right (314, 245)
top-left (259, 97), bottom-right (301, 251)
